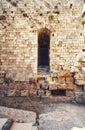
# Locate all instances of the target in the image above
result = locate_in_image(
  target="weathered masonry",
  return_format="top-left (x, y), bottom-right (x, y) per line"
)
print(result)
top-left (0, 0), bottom-right (85, 102)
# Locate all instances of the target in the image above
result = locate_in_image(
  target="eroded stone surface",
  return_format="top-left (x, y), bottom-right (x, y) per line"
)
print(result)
top-left (0, 0), bottom-right (85, 81)
top-left (0, 106), bottom-right (36, 123)
top-left (0, 0), bottom-right (85, 102)
top-left (39, 103), bottom-right (85, 130)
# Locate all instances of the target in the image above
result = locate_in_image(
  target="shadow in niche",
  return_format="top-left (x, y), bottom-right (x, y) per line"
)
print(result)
top-left (51, 90), bottom-right (66, 96)
top-left (38, 28), bottom-right (50, 74)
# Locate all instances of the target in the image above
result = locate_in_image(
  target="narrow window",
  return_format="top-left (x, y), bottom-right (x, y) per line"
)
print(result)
top-left (38, 28), bottom-right (50, 74)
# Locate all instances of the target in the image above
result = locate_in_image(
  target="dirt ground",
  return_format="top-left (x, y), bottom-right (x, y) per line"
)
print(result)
top-left (0, 95), bottom-right (71, 115)
top-left (0, 96), bottom-right (85, 130)
top-left (0, 96), bottom-right (50, 115)
top-left (39, 103), bottom-right (85, 130)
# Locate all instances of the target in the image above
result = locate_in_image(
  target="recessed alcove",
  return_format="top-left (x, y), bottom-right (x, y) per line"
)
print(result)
top-left (51, 90), bottom-right (66, 96)
top-left (37, 28), bottom-right (51, 74)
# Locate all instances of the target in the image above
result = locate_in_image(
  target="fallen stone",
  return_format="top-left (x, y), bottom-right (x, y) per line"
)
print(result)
top-left (0, 106), bottom-right (36, 124)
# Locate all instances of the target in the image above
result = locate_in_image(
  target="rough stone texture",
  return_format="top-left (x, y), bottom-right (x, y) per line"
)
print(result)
top-left (74, 92), bottom-right (85, 104)
top-left (0, 71), bottom-right (5, 84)
top-left (49, 70), bottom-right (74, 91)
top-left (0, 70), bottom-right (84, 103)
top-left (0, 0), bottom-right (85, 81)
top-left (0, 0), bottom-right (85, 101)
top-left (39, 103), bottom-right (85, 130)
top-left (72, 51), bottom-right (85, 85)
top-left (0, 106), bottom-right (36, 123)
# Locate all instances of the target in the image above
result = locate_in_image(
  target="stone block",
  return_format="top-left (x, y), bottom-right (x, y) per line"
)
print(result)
top-left (57, 83), bottom-right (66, 90)
top-left (0, 78), bottom-right (4, 84)
top-left (21, 90), bottom-right (28, 97)
top-left (66, 90), bottom-right (73, 97)
top-left (65, 77), bottom-right (73, 84)
top-left (57, 77), bottom-right (65, 84)
top-left (59, 70), bottom-right (72, 77)
top-left (49, 83), bottom-right (66, 90)
top-left (66, 83), bottom-right (74, 90)
top-left (15, 90), bottom-right (21, 97)
top-left (0, 106), bottom-right (36, 124)
top-left (7, 90), bottom-right (16, 97)
top-left (75, 80), bottom-right (85, 85)
top-left (75, 92), bottom-right (85, 103)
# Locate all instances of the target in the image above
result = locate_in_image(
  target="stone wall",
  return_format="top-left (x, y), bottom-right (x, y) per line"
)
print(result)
top-left (0, 0), bottom-right (85, 81)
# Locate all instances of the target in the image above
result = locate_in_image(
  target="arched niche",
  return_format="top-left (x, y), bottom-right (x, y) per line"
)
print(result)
top-left (37, 28), bottom-right (51, 73)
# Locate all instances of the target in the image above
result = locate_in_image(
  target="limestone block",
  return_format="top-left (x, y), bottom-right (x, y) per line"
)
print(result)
top-left (50, 83), bottom-right (66, 90)
top-left (74, 85), bottom-right (82, 92)
top-left (7, 90), bottom-right (16, 97)
top-left (57, 77), bottom-right (65, 84)
top-left (49, 83), bottom-right (57, 90)
top-left (0, 106), bottom-right (36, 123)
top-left (66, 90), bottom-right (73, 97)
top-left (0, 72), bottom-right (5, 83)
top-left (81, 62), bottom-right (85, 67)
top-left (57, 83), bottom-right (66, 90)
top-left (21, 90), bottom-right (28, 97)
top-left (46, 91), bottom-right (51, 96)
top-left (75, 73), bottom-right (85, 80)
top-left (59, 70), bottom-right (72, 77)
top-left (75, 80), bottom-right (85, 85)
top-left (15, 90), bottom-right (21, 97)
top-left (75, 92), bottom-right (85, 103)
top-left (0, 72), bottom-right (5, 78)
top-left (65, 77), bottom-right (73, 84)
top-left (0, 78), bottom-right (4, 84)
top-left (66, 83), bottom-right (74, 90)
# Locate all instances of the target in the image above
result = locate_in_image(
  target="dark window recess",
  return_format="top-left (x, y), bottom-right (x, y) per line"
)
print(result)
top-left (38, 28), bottom-right (50, 67)
top-left (51, 90), bottom-right (66, 96)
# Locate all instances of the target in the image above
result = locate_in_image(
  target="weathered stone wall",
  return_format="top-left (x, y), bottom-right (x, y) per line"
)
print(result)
top-left (0, 0), bottom-right (85, 81)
